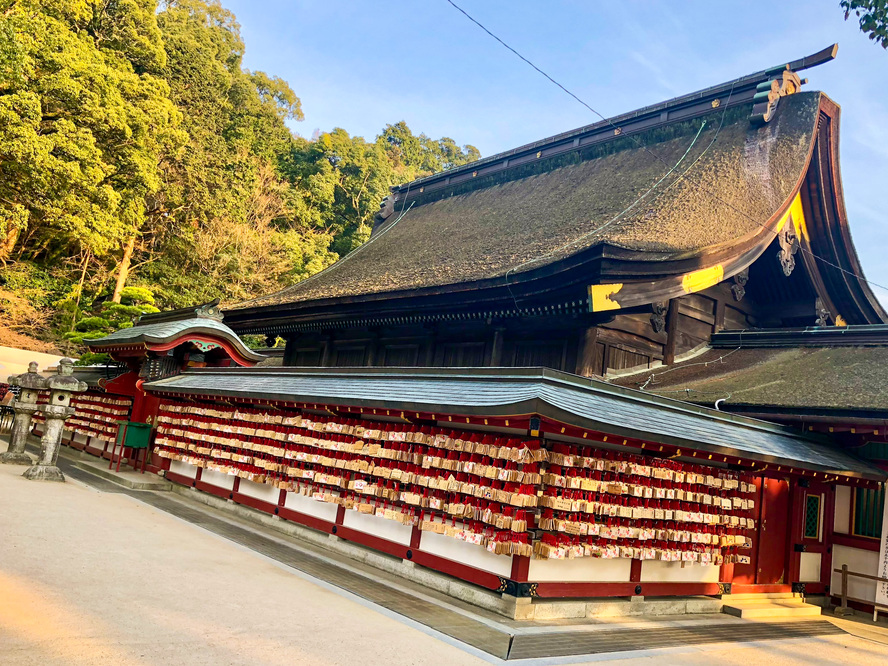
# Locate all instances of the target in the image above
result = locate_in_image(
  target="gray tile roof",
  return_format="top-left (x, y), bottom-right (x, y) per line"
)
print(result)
top-left (143, 366), bottom-right (884, 480)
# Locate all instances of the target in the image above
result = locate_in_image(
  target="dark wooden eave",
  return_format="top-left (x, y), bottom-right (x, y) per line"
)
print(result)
top-left (712, 325), bottom-right (888, 348)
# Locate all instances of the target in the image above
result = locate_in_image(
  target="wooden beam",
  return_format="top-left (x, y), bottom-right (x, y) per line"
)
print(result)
top-left (489, 326), bottom-right (506, 366)
top-left (574, 327), bottom-right (599, 376)
top-left (714, 297), bottom-right (726, 333)
top-left (664, 299), bottom-right (679, 365)
top-left (319, 335), bottom-right (331, 367)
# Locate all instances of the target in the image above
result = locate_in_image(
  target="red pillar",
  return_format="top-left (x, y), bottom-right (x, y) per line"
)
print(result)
top-left (511, 555), bottom-right (530, 583)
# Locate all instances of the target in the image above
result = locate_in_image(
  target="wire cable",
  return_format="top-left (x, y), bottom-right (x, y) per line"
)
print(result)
top-left (638, 347), bottom-right (742, 391)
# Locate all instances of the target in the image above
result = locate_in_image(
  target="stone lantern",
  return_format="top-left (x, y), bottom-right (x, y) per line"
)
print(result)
top-left (0, 362), bottom-right (44, 465)
top-left (23, 358), bottom-right (86, 482)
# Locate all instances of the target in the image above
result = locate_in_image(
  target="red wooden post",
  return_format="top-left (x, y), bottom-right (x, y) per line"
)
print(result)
top-left (821, 483), bottom-right (836, 590)
top-left (511, 555), bottom-right (530, 583)
top-left (720, 561), bottom-right (734, 587)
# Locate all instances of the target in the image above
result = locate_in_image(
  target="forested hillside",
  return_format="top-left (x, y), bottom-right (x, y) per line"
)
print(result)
top-left (0, 0), bottom-right (479, 355)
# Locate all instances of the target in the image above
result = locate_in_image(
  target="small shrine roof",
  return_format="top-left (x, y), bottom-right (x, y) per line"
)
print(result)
top-left (88, 301), bottom-right (266, 364)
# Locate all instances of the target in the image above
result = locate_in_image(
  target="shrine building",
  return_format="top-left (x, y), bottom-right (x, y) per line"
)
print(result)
top-left (59, 45), bottom-right (887, 614)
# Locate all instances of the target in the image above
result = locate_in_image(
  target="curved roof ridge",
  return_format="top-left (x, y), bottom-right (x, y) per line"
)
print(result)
top-left (394, 45), bottom-right (838, 193)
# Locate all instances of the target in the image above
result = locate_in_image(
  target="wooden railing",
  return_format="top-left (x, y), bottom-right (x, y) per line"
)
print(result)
top-left (833, 564), bottom-right (888, 621)
top-left (0, 404), bottom-right (13, 433)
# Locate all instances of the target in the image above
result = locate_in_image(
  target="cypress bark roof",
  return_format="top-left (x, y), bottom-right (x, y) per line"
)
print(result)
top-left (614, 343), bottom-right (888, 414)
top-left (233, 92), bottom-right (821, 310)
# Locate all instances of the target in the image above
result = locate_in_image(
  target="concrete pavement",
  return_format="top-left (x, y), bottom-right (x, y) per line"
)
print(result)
top-left (1, 461), bottom-right (887, 665)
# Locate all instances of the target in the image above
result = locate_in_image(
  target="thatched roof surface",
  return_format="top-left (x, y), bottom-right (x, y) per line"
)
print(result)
top-left (615, 344), bottom-right (888, 413)
top-left (234, 92), bottom-right (821, 310)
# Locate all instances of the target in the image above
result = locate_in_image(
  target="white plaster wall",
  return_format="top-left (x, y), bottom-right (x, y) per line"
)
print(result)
top-left (640, 560), bottom-right (720, 583)
top-left (200, 468), bottom-right (235, 491)
top-left (527, 556), bottom-right (632, 582)
top-left (417, 531), bottom-right (513, 577)
top-left (169, 460), bottom-right (198, 479)
top-left (832, 544), bottom-right (880, 602)
top-left (237, 478), bottom-right (281, 505)
top-left (283, 492), bottom-right (339, 522)
top-left (834, 486), bottom-right (851, 534)
top-left (73, 431), bottom-right (89, 446)
top-left (799, 552), bottom-right (822, 582)
top-left (341, 510), bottom-right (413, 546)
top-left (86, 437), bottom-right (106, 453)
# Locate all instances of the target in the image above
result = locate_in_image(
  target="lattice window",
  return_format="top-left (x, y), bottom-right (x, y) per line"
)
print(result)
top-left (803, 494), bottom-right (821, 540)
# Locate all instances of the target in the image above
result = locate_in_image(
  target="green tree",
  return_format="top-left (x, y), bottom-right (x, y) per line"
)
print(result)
top-left (0, 0), bottom-right (482, 354)
top-left (0, 0), bottom-right (184, 265)
top-left (842, 0), bottom-right (888, 48)
top-left (132, 0), bottom-right (335, 307)
top-left (379, 121), bottom-right (480, 181)
top-left (285, 129), bottom-right (397, 255)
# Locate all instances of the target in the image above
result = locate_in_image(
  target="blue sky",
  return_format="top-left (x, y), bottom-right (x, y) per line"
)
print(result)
top-left (224, 0), bottom-right (888, 305)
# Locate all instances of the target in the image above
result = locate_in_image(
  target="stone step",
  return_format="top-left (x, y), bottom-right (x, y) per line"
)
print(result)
top-left (722, 597), bottom-right (805, 606)
top-left (722, 601), bottom-right (822, 619)
top-left (72, 461), bottom-right (172, 491)
top-left (721, 592), bottom-right (798, 600)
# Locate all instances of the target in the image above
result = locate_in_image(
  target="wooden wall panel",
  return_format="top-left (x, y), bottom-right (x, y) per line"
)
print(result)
top-left (675, 313), bottom-right (712, 355)
top-left (724, 305), bottom-right (750, 330)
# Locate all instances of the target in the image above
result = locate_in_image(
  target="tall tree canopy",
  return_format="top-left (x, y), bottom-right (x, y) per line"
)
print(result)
top-left (0, 0), bottom-right (183, 263)
top-left (0, 0), bottom-right (480, 353)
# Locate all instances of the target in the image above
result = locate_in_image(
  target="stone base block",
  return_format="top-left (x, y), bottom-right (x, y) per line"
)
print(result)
top-left (22, 465), bottom-right (65, 482)
top-left (0, 451), bottom-right (33, 465)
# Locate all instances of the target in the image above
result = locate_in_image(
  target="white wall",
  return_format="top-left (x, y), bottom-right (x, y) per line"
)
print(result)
top-left (799, 552), bottom-right (822, 582)
top-left (283, 492), bottom-right (339, 522)
top-left (169, 460), bottom-right (198, 479)
top-left (832, 545), bottom-right (880, 603)
top-left (528, 556), bottom-right (631, 582)
top-left (238, 478), bottom-right (281, 505)
top-left (85, 437), bottom-right (106, 453)
top-left (418, 531), bottom-right (513, 577)
top-left (835, 486), bottom-right (851, 534)
top-left (200, 468), bottom-right (235, 491)
top-left (641, 560), bottom-right (720, 583)
top-left (341, 510), bottom-right (413, 546)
